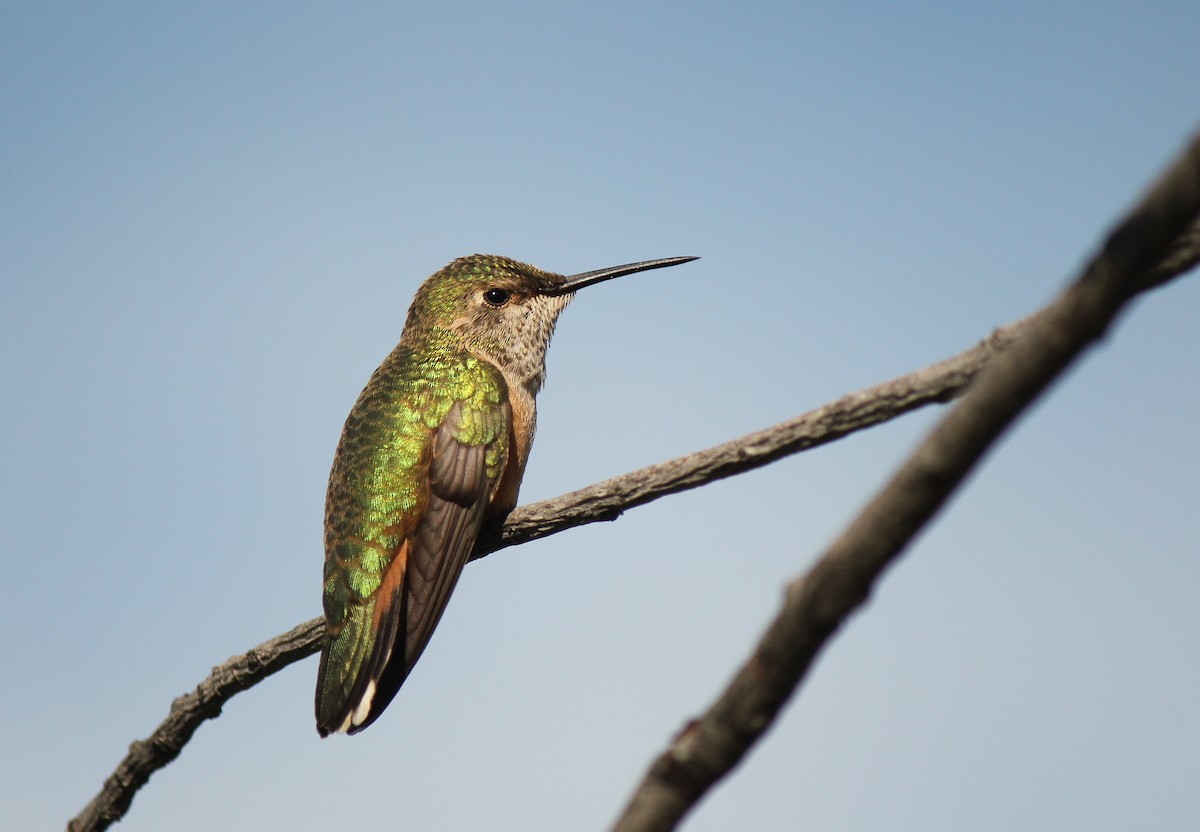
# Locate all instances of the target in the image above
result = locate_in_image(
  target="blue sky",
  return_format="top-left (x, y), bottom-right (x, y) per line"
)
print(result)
top-left (3, 3), bottom-right (1198, 830)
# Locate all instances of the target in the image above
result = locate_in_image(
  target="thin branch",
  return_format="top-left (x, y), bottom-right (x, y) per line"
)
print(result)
top-left (609, 133), bottom-right (1200, 832)
top-left (66, 619), bottom-right (322, 832)
top-left (67, 163), bottom-right (1200, 832)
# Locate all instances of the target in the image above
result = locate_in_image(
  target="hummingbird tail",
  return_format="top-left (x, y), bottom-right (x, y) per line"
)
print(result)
top-left (315, 542), bottom-right (410, 736)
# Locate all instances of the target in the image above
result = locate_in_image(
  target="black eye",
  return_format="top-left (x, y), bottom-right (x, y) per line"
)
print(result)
top-left (483, 287), bottom-right (510, 306)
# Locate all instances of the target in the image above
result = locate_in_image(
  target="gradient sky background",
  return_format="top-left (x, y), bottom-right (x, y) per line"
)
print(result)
top-left (4, 3), bottom-right (1199, 830)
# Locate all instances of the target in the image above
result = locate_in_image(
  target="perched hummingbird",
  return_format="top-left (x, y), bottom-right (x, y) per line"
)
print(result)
top-left (315, 253), bottom-right (697, 736)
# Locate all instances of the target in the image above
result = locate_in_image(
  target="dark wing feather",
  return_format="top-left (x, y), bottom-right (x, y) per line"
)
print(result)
top-left (340, 399), bottom-right (505, 734)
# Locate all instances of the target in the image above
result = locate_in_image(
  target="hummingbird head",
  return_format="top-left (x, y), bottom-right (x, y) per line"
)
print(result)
top-left (403, 254), bottom-right (697, 396)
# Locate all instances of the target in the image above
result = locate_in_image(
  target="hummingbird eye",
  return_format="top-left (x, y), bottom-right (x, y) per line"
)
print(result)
top-left (482, 287), bottom-right (511, 307)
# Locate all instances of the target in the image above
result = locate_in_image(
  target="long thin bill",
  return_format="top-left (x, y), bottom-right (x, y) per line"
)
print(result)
top-left (543, 255), bottom-right (699, 296)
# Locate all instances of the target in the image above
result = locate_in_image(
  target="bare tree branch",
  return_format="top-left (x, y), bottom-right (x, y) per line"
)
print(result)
top-left (68, 142), bottom-right (1200, 832)
top-left (609, 132), bottom-right (1200, 832)
top-left (66, 619), bottom-right (322, 832)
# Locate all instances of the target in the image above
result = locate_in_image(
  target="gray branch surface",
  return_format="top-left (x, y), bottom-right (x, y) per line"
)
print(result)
top-left (609, 133), bottom-right (1200, 832)
top-left (67, 137), bottom-right (1200, 832)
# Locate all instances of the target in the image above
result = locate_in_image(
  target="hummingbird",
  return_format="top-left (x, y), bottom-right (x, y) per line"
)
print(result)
top-left (315, 253), bottom-right (697, 736)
